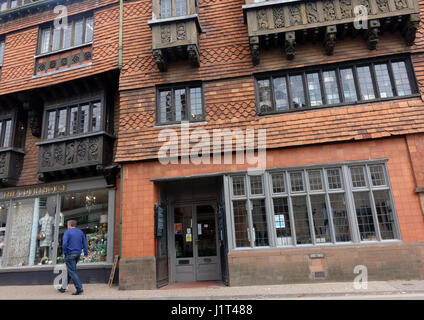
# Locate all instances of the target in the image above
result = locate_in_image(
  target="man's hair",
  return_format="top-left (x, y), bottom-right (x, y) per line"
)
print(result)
top-left (67, 220), bottom-right (77, 228)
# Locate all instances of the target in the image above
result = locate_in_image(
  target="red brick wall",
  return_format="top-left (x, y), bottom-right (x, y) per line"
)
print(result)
top-left (120, 136), bottom-right (424, 259)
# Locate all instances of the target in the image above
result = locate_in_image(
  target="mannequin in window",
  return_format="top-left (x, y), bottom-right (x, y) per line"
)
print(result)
top-left (39, 213), bottom-right (54, 259)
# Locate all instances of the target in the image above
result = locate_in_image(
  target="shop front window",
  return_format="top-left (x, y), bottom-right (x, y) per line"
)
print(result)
top-left (0, 201), bottom-right (8, 265)
top-left (57, 190), bottom-right (109, 264)
top-left (6, 196), bottom-right (57, 267)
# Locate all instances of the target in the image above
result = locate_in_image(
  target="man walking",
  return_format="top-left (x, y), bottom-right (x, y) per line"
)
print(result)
top-left (58, 220), bottom-right (88, 295)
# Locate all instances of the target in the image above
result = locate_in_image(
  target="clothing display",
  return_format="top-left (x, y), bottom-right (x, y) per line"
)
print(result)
top-left (39, 213), bottom-right (54, 247)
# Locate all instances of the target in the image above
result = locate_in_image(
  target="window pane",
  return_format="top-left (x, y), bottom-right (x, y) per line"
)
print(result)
top-left (74, 19), bottom-right (84, 46)
top-left (392, 61), bottom-right (412, 96)
top-left (58, 190), bottom-right (109, 263)
top-left (249, 175), bottom-right (263, 195)
top-left (369, 165), bottom-right (386, 186)
top-left (292, 196), bottom-right (312, 244)
top-left (85, 17), bottom-right (94, 43)
top-left (306, 72), bottom-right (323, 107)
top-left (160, 90), bottom-right (172, 123)
top-left (272, 173), bottom-right (285, 193)
top-left (232, 176), bottom-right (245, 196)
top-left (0, 40), bottom-right (5, 66)
top-left (70, 107), bottom-right (78, 135)
top-left (190, 87), bottom-right (203, 121)
top-left (329, 194), bottom-right (351, 242)
top-left (63, 22), bottom-right (72, 49)
top-left (290, 171), bottom-right (304, 192)
top-left (374, 64), bottom-right (393, 98)
top-left (52, 27), bottom-right (61, 52)
top-left (290, 75), bottom-right (306, 109)
top-left (161, 0), bottom-right (172, 18)
top-left (326, 168), bottom-right (342, 189)
top-left (350, 166), bottom-right (367, 188)
top-left (40, 28), bottom-right (51, 54)
top-left (80, 104), bottom-right (90, 134)
top-left (273, 197), bottom-right (292, 245)
top-left (258, 79), bottom-right (273, 113)
top-left (273, 77), bottom-right (289, 111)
top-left (233, 200), bottom-right (250, 247)
top-left (174, 206), bottom-right (193, 259)
top-left (6, 196), bottom-right (57, 267)
top-left (46, 111), bottom-right (56, 139)
top-left (175, 0), bottom-right (187, 16)
top-left (308, 170), bottom-right (323, 191)
top-left (340, 68), bottom-right (357, 103)
top-left (3, 120), bottom-right (12, 148)
top-left (0, 122), bottom-right (2, 147)
top-left (323, 70), bottom-right (340, 104)
top-left (357, 66), bottom-right (375, 100)
top-left (251, 199), bottom-right (269, 246)
top-left (57, 109), bottom-right (67, 137)
top-left (10, 0), bottom-right (17, 9)
top-left (91, 102), bottom-right (102, 132)
top-left (0, 1), bottom-right (7, 11)
top-left (353, 192), bottom-right (377, 241)
top-left (174, 89), bottom-right (186, 122)
top-left (374, 190), bottom-right (396, 240)
top-left (310, 195), bottom-right (331, 243)
top-left (0, 201), bottom-right (9, 264)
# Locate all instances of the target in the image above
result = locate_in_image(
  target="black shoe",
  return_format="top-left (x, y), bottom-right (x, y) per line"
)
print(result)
top-left (57, 288), bottom-right (66, 293)
top-left (72, 290), bottom-right (83, 295)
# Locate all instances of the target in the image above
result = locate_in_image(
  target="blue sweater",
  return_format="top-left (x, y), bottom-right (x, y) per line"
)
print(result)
top-left (62, 228), bottom-right (88, 257)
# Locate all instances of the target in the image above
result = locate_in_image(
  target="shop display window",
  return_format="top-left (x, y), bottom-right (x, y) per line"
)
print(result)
top-left (57, 190), bottom-right (108, 264)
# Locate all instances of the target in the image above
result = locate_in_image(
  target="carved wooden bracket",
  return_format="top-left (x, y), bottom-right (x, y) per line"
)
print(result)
top-left (187, 44), bottom-right (200, 68)
top-left (23, 101), bottom-right (43, 138)
top-left (243, 0), bottom-right (420, 63)
top-left (324, 25), bottom-right (337, 55)
top-left (366, 20), bottom-right (380, 50)
top-left (153, 49), bottom-right (168, 72)
top-left (285, 32), bottom-right (296, 60)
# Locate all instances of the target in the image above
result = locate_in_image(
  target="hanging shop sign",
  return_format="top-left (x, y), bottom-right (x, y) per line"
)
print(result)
top-left (0, 184), bottom-right (67, 201)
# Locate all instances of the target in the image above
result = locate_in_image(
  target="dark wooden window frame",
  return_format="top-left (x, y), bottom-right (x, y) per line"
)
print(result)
top-left (0, 0), bottom-right (32, 11)
top-left (160, 0), bottom-right (190, 18)
top-left (41, 93), bottom-right (106, 141)
top-left (0, 38), bottom-right (5, 68)
top-left (156, 82), bottom-right (205, 125)
top-left (36, 12), bottom-right (94, 57)
top-left (254, 55), bottom-right (419, 116)
top-left (0, 113), bottom-right (17, 150)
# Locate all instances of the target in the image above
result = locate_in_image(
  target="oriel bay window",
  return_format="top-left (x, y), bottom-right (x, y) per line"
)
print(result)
top-left (227, 161), bottom-right (400, 250)
top-left (160, 0), bottom-right (188, 18)
top-left (44, 99), bottom-right (103, 140)
top-left (255, 56), bottom-right (417, 114)
top-left (157, 84), bottom-right (204, 124)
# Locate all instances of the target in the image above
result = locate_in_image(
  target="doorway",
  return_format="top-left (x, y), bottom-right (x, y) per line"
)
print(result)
top-left (171, 203), bottom-right (221, 282)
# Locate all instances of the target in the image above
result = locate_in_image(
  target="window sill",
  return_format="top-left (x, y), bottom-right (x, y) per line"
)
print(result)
top-left (0, 262), bottom-right (113, 273)
top-left (154, 121), bottom-right (207, 129)
top-left (230, 239), bottom-right (403, 253)
top-left (34, 42), bottom-right (93, 60)
top-left (148, 13), bottom-right (202, 32)
top-left (32, 62), bottom-right (92, 79)
top-left (257, 94), bottom-right (421, 118)
top-left (35, 131), bottom-right (115, 146)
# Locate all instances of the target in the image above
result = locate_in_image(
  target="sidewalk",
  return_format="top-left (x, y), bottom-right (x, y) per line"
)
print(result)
top-left (1, 280), bottom-right (424, 299)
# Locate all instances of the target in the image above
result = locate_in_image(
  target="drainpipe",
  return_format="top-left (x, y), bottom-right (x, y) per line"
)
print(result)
top-left (118, 0), bottom-right (124, 70)
top-left (118, 0), bottom-right (124, 260)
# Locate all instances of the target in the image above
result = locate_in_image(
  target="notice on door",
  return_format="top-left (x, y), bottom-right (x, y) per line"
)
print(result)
top-left (186, 233), bottom-right (192, 242)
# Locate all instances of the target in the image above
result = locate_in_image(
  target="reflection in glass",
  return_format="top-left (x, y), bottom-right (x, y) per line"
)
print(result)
top-left (258, 79), bottom-right (272, 113)
top-left (307, 73), bottom-right (323, 107)
top-left (330, 193), bottom-right (351, 242)
top-left (233, 200), bottom-right (249, 247)
top-left (6, 196), bottom-right (57, 267)
top-left (273, 77), bottom-right (289, 111)
top-left (251, 199), bottom-right (269, 246)
top-left (292, 196), bottom-right (312, 244)
top-left (273, 197), bottom-right (292, 246)
top-left (310, 195), bottom-right (330, 243)
top-left (374, 190), bottom-right (396, 240)
top-left (0, 201), bottom-right (9, 265)
top-left (174, 206), bottom-right (193, 259)
top-left (392, 61), bottom-right (412, 96)
top-left (196, 205), bottom-right (217, 257)
top-left (323, 70), bottom-right (340, 104)
top-left (357, 66), bottom-right (375, 100)
top-left (57, 109), bottom-right (67, 137)
top-left (375, 64), bottom-right (393, 98)
top-left (340, 68), bottom-right (357, 103)
top-left (57, 190), bottom-right (109, 263)
top-left (290, 75), bottom-right (306, 109)
top-left (354, 192), bottom-right (376, 241)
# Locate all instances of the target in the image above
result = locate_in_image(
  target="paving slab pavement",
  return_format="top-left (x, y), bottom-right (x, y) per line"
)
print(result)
top-left (0, 280), bottom-right (424, 300)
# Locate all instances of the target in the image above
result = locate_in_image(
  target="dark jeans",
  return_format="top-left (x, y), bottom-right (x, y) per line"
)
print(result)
top-left (64, 254), bottom-right (83, 292)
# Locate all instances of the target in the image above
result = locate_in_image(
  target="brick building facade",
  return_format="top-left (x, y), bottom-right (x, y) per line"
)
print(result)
top-left (0, 0), bottom-right (423, 289)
